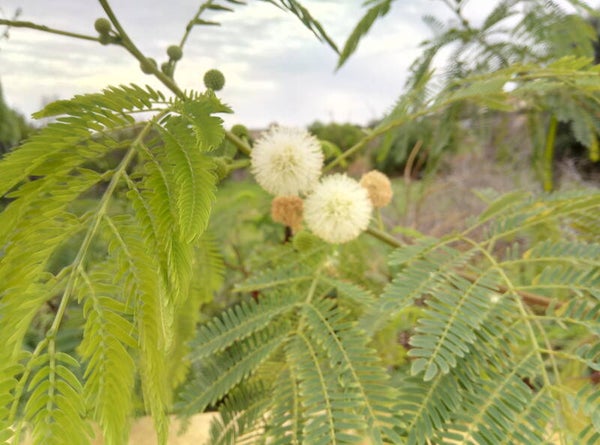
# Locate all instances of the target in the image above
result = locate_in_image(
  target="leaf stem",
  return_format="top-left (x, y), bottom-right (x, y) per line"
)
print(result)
top-left (365, 225), bottom-right (557, 310)
top-left (171, 0), bottom-right (217, 75)
top-left (543, 115), bottom-right (558, 192)
top-left (46, 111), bottom-right (167, 340)
top-left (0, 19), bottom-right (100, 42)
top-left (225, 130), bottom-right (252, 156)
top-left (98, 0), bottom-right (185, 99)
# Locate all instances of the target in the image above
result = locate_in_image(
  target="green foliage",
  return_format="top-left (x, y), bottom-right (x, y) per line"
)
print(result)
top-left (308, 121), bottom-right (365, 165)
top-left (337, 0), bottom-right (396, 69)
top-left (176, 250), bottom-right (399, 443)
top-left (0, 81), bottom-right (33, 156)
top-left (340, 0), bottom-right (600, 181)
top-left (262, 0), bottom-right (339, 53)
top-left (2, 2), bottom-right (600, 445)
top-left (0, 84), bottom-right (228, 444)
top-left (176, 188), bottom-right (600, 444)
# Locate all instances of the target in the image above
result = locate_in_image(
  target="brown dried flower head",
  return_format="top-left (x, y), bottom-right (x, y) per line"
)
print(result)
top-left (359, 170), bottom-right (393, 208)
top-left (271, 196), bottom-right (304, 232)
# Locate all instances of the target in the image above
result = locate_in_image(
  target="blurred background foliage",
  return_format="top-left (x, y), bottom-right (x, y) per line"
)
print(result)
top-left (1, 1), bottom-right (599, 442)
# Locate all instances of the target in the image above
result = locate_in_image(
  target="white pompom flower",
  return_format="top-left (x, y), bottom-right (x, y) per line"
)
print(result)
top-left (304, 174), bottom-right (373, 244)
top-left (250, 126), bottom-right (323, 196)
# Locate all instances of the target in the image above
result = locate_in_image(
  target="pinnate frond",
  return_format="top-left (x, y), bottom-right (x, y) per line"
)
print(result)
top-left (207, 380), bottom-right (271, 445)
top-left (78, 271), bottom-right (137, 445)
top-left (23, 350), bottom-right (93, 445)
top-left (1, 83), bottom-right (228, 444)
top-left (176, 325), bottom-right (290, 416)
top-left (301, 298), bottom-right (397, 443)
top-left (189, 294), bottom-right (298, 359)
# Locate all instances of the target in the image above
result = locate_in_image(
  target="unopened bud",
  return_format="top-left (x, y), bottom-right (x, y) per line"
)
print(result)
top-left (359, 170), bottom-right (393, 208)
top-left (271, 196), bottom-right (303, 232)
top-left (203, 69), bottom-right (225, 91)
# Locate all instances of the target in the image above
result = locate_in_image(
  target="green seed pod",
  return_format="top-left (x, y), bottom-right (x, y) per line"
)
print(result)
top-left (161, 62), bottom-right (173, 77)
top-left (167, 45), bottom-right (183, 61)
top-left (94, 18), bottom-right (112, 35)
top-left (140, 58), bottom-right (157, 75)
top-left (203, 69), bottom-right (225, 91)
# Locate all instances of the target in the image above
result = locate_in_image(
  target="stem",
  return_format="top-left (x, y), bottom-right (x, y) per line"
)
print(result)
top-left (463, 237), bottom-right (564, 437)
top-left (228, 159), bottom-right (250, 171)
top-left (172, 0), bottom-right (217, 75)
top-left (404, 140), bottom-right (423, 220)
top-left (98, 0), bottom-right (248, 159)
top-left (323, 131), bottom-right (376, 172)
top-left (543, 115), bottom-right (558, 192)
top-left (366, 225), bottom-right (403, 248)
top-left (323, 107), bottom-right (432, 173)
top-left (225, 131), bottom-right (252, 156)
top-left (365, 226), bottom-right (557, 310)
top-left (98, 0), bottom-right (185, 99)
top-left (376, 208), bottom-right (384, 231)
top-left (38, 112), bottom-right (164, 355)
top-left (0, 19), bottom-right (100, 42)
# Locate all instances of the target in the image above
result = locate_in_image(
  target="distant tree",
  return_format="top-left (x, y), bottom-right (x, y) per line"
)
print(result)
top-left (0, 81), bottom-right (33, 155)
top-left (343, 0), bottom-right (600, 188)
top-left (308, 121), bottom-right (364, 151)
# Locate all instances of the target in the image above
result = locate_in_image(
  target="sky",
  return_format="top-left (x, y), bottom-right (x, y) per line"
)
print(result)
top-left (0, 0), bottom-right (595, 128)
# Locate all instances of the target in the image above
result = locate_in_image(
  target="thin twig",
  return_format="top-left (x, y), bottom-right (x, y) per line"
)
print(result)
top-left (0, 19), bottom-right (99, 42)
top-left (225, 131), bottom-right (252, 156)
top-left (98, 0), bottom-right (185, 99)
top-left (365, 226), bottom-right (557, 310)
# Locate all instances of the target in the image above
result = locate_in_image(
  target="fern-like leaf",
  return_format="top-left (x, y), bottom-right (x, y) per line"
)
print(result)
top-left (263, 0), bottom-right (339, 54)
top-left (78, 271), bottom-right (137, 445)
top-left (302, 298), bottom-right (396, 443)
top-left (189, 293), bottom-right (298, 359)
top-left (23, 350), bottom-right (93, 445)
top-left (337, 0), bottom-right (395, 69)
top-left (176, 325), bottom-right (290, 416)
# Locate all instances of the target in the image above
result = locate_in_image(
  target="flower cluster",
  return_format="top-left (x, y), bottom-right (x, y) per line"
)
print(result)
top-left (304, 174), bottom-right (372, 243)
top-left (250, 125), bottom-right (393, 244)
top-left (250, 126), bottom-right (323, 196)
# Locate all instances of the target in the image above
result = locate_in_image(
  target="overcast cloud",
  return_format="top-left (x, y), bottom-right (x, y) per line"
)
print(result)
top-left (0, 0), bottom-right (595, 128)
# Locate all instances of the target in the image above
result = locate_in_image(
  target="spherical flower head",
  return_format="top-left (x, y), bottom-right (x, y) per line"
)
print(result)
top-left (167, 45), bottom-right (183, 61)
top-left (231, 124), bottom-right (249, 139)
top-left (251, 126), bottom-right (323, 196)
top-left (360, 170), bottom-right (393, 208)
top-left (304, 174), bottom-right (373, 244)
top-left (94, 18), bottom-right (112, 35)
top-left (271, 196), bottom-right (304, 232)
top-left (203, 69), bottom-right (225, 91)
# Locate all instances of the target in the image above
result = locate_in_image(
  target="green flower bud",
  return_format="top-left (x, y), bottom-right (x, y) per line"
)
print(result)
top-left (203, 69), bottom-right (225, 91)
top-left (94, 18), bottom-right (112, 35)
top-left (98, 33), bottom-right (112, 45)
top-left (167, 45), bottom-right (183, 61)
top-left (212, 157), bottom-right (230, 181)
top-left (140, 58), bottom-right (157, 75)
top-left (161, 62), bottom-right (173, 77)
top-left (231, 124), bottom-right (249, 139)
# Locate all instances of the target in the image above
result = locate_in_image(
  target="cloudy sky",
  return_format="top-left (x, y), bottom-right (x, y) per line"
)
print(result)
top-left (0, 0), bottom-right (594, 128)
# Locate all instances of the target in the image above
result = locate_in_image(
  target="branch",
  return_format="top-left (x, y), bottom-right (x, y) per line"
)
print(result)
top-left (0, 19), bottom-right (100, 42)
top-left (365, 226), bottom-right (558, 310)
top-left (98, 0), bottom-right (185, 99)
top-left (172, 0), bottom-right (218, 75)
top-left (224, 131), bottom-right (252, 156)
